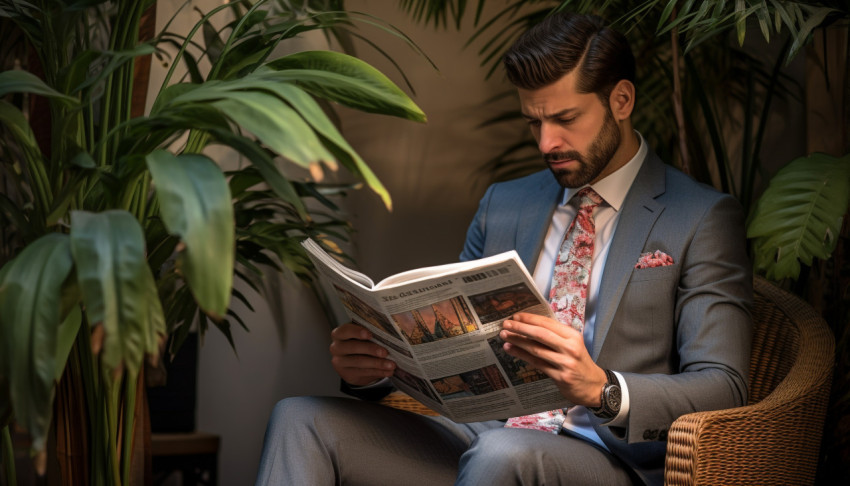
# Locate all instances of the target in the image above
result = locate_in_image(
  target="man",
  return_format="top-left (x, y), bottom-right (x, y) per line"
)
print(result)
top-left (256, 12), bottom-right (752, 486)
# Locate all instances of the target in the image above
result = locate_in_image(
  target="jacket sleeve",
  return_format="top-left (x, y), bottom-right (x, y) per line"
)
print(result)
top-left (459, 184), bottom-right (496, 263)
top-left (618, 193), bottom-right (753, 444)
top-left (340, 379), bottom-right (394, 401)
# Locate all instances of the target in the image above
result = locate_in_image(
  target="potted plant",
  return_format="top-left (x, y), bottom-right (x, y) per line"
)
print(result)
top-left (0, 0), bottom-right (426, 483)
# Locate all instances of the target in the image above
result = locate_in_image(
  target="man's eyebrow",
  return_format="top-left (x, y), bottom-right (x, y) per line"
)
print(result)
top-left (521, 108), bottom-right (579, 120)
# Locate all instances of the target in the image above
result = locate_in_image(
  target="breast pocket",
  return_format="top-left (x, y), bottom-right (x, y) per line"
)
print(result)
top-left (628, 263), bottom-right (680, 282)
top-left (618, 264), bottom-right (680, 346)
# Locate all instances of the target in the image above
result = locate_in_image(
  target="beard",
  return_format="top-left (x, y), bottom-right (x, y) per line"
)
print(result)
top-left (545, 108), bottom-right (622, 188)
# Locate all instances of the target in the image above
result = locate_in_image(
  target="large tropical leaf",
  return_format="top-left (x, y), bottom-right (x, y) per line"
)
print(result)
top-left (207, 127), bottom-right (309, 217)
top-left (69, 210), bottom-right (165, 377)
top-left (0, 70), bottom-right (78, 105)
top-left (155, 76), bottom-right (394, 208)
top-left (71, 43), bottom-right (158, 94)
top-left (162, 79), bottom-right (336, 168)
top-left (748, 152), bottom-right (850, 281)
top-left (264, 82), bottom-right (393, 209)
top-left (0, 233), bottom-right (74, 452)
top-left (264, 50), bottom-right (427, 123)
top-left (212, 91), bottom-right (336, 169)
top-left (0, 99), bottom-right (39, 155)
top-left (146, 150), bottom-right (234, 319)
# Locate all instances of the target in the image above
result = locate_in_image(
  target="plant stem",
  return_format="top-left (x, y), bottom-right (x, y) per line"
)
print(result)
top-left (839, 30), bottom-right (850, 154)
top-left (26, 154), bottom-right (53, 217)
top-left (98, 77), bottom-right (114, 167)
top-left (159, 2), bottom-right (235, 91)
top-left (121, 173), bottom-right (144, 213)
top-left (1, 425), bottom-right (16, 486)
top-left (184, 130), bottom-right (211, 154)
top-left (105, 374), bottom-right (121, 486)
top-left (670, 9), bottom-right (691, 175)
top-left (72, 318), bottom-right (105, 486)
top-left (208, 0), bottom-right (267, 80)
top-left (120, 372), bottom-right (138, 486)
top-left (138, 173), bottom-right (150, 222)
top-left (740, 68), bottom-right (754, 211)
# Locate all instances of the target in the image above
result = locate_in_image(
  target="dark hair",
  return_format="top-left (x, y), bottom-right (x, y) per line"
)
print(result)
top-left (502, 12), bottom-right (635, 104)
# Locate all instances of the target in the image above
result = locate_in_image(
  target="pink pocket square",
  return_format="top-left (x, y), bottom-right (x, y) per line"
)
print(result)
top-left (635, 250), bottom-right (674, 269)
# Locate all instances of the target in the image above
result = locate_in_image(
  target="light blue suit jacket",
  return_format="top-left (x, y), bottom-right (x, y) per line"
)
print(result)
top-left (460, 151), bottom-right (753, 485)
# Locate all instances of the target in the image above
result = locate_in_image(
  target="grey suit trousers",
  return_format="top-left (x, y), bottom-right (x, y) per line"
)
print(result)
top-left (255, 396), bottom-right (637, 485)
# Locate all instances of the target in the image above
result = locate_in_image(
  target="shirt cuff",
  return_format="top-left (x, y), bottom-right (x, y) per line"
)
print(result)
top-left (347, 377), bottom-right (391, 390)
top-left (602, 371), bottom-right (630, 427)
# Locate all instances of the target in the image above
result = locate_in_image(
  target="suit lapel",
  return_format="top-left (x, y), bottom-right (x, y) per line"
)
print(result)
top-left (591, 152), bottom-right (667, 359)
top-left (515, 174), bottom-right (562, 271)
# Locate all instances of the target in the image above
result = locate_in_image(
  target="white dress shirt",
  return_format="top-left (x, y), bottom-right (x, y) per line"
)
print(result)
top-left (531, 133), bottom-right (647, 448)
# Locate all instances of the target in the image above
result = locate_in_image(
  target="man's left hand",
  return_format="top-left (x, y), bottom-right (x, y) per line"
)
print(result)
top-left (500, 312), bottom-right (607, 407)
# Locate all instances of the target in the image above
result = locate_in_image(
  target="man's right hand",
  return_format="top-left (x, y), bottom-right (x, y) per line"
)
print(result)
top-left (330, 322), bottom-right (396, 386)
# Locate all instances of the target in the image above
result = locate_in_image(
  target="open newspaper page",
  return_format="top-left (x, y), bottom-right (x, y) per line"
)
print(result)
top-left (302, 238), bottom-right (572, 423)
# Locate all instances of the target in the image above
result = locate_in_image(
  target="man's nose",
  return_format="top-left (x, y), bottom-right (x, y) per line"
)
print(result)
top-left (537, 124), bottom-right (561, 154)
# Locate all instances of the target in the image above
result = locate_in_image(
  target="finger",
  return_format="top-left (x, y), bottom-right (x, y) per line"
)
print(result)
top-left (502, 322), bottom-right (587, 369)
top-left (503, 316), bottom-right (584, 353)
top-left (501, 332), bottom-right (568, 370)
top-left (333, 355), bottom-right (396, 385)
top-left (331, 322), bottom-right (372, 341)
top-left (500, 328), bottom-right (555, 353)
top-left (501, 340), bottom-right (555, 375)
top-left (329, 338), bottom-right (388, 360)
top-left (333, 353), bottom-right (396, 373)
top-left (511, 312), bottom-right (580, 337)
top-left (501, 319), bottom-right (563, 348)
top-left (513, 312), bottom-right (561, 327)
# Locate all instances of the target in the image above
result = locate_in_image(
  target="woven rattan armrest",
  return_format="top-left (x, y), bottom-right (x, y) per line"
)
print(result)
top-left (379, 391), bottom-right (440, 416)
top-left (665, 387), bottom-right (828, 485)
top-left (664, 277), bottom-right (834, 485)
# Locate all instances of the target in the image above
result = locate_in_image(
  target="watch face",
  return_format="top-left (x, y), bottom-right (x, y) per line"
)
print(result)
top-left (606, 385), bottom-right (622, 413)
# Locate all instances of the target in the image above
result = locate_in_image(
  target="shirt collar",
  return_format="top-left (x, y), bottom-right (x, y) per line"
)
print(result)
top-left (560, 131), bottom-right (648, 211)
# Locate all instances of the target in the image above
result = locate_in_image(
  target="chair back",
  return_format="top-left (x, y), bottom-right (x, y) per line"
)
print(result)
top-left (749, 276), bottom-right (835, 408)
top-left (748, 279), bottom-right (808, 404)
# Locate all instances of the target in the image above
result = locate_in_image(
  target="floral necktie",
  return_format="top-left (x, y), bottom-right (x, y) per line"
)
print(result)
top-left (504, 187), bottom-right (602, 433)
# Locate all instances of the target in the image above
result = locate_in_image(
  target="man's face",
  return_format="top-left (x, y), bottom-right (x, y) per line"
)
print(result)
top-left (518, 70), bottom-right (622, 188)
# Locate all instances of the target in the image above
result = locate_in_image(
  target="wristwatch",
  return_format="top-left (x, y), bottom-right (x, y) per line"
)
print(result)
top-left (589, 369), bottom-right (622, 419)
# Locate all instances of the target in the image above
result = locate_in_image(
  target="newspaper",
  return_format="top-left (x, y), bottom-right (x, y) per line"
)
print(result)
top-left (302, 238), bottom-right (572, 423)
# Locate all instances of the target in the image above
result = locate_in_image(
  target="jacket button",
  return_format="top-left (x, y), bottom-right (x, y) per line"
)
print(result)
top-left (643, 429), bottom-right (658, 440)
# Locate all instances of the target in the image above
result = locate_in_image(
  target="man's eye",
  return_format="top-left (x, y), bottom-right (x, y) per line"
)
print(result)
top-left (558, 118), bottom-right (575, 125)
top-left (527, 120), bottom-right (541, 127)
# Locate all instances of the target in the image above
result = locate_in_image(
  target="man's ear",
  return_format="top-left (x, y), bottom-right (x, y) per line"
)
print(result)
top-left (608, 79), bottom-right (635, 121)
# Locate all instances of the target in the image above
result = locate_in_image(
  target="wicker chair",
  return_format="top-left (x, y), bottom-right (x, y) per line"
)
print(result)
top-left (381, 276), bottom-right (835, 484)
top-left (664, 275), bottom-right (834, 485)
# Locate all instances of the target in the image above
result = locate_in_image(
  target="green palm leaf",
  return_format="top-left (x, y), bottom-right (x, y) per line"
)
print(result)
top-left (0, 100), bottom-right (39, 155)
top-left (69, 210), bottom-right (165, 377)
top-left (0, 233), bottom-right (74, 452)
top-left (264, 50), bottom-right (427, 123)
top-left (747, 152), bottom-right (850, 281)
top-left (146, 150), bottom-right (234, 319)
top-left (0, 70), bottom-right (78, 105)
top-left (261, 82), bottom-right (392, 209)
top-left (212, 90), bottom-right (336, 169)
top-left (158, 75), bottom-right (394, 208)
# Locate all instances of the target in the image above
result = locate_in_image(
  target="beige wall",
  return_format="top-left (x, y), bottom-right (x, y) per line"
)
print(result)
top-left (330, 3), bottom-right (520, 278)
